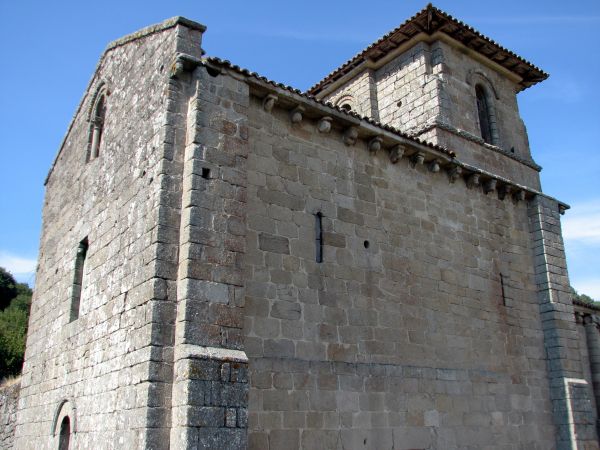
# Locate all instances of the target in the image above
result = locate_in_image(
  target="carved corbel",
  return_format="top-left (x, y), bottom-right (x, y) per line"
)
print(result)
top-left (411, 152), bottom-right (425, 167)
top-left (447, 165), bottom-right (462, 183)
top-left (343, 127), bottom-right (359, 146)
top-left (483, 178), bottom-right (497, 194)
top-left (317, 116), bottom-right (332, 133)
top-left (428, 159), bottom-right (441, 173)
top-left (368, 136), bottom-right (383, 155)
top-left (497, 184), bottom-right (512, 200)
top-left (262, 94), bottom-right (278, 112)
top-left (290, 106), bottom-right (305, 124)
top-left (466, 173), bottom-right (480, 189)
top-left (170, 53), bottom-right (202, 78)
top-left (559, 205), bottom-right (567, 215)
top-left (389, 145), bottom-right (405, 164)
top-left (170, 59), bottom-right (185, 78)
top-left (513, 189), bottom-right (526, 202)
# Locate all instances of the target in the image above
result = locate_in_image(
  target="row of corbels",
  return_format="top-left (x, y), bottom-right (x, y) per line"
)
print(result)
top-left (263, 94), bottom-right (531, 204)
top-left (575, 311), bottom-right (600, 326)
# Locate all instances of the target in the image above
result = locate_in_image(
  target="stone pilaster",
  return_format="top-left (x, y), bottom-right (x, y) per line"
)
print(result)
top-left (170, 65), bottom-right (249, 450)
top-left (584, 315), bottom-right (600, 434)
top-left (529, 195), bottom-right (598, 449)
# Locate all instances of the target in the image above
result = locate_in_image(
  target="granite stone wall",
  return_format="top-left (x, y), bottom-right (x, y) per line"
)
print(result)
top-left (1, 381), bottom-right (20, 449)
top-left (321, 39), bottom-right (542, 191)
top-left (243, 93), bottom-right (557, 449)
top-left (13, 19), bottom-right (205, 450)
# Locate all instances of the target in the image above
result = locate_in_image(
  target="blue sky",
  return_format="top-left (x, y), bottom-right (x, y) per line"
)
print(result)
top-left (0, 0), bottom-right (598, 298)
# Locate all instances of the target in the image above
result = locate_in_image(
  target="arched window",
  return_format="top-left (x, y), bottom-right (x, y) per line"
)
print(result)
top-left (87, 85), bottom-right (108, 161)
top-left (476, 84), bottom-right (493, 144)
top-left (58, 416), bottom-right (70, 450)
top-left (335, 94), bottom-right (356, 114)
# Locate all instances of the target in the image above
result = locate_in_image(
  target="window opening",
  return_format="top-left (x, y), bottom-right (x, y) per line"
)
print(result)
top-left (89, 93), bottom-right (107, 160)
top-left (500, 273), bottom-right (507, 306)
top-left (476, 85), bottom-right (493, 144)
top-left (58, 416), bottom-right (71, 450)
top-left (315, 213), bottom-right (323, 263)
top-left (70, 238), bottom-right (88, 321)
top-left (340, 103), bottom-right (352, 112)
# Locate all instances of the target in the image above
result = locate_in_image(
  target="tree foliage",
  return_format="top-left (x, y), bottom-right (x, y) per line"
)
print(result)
top-left (0, 267), bottom-right (32, 379)
top-left (571, 286), bottom-right (597, 306)
top-left (0, 267), bottom-right (18, 310)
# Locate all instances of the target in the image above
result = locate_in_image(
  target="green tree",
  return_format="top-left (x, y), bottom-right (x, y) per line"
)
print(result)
top-left (0, 267), bottom-right (32, 379)
top-left (0, 267), bottom-right (18, 310)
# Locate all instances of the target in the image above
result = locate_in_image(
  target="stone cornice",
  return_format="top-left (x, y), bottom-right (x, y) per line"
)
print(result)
top-left (202, 57), bottom-right (569, 215)
top-left (410, 120), bottom-right (542, 172)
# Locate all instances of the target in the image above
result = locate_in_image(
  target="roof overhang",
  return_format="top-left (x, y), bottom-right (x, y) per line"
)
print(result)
top-left (307, 4), bottom-right (548, 97)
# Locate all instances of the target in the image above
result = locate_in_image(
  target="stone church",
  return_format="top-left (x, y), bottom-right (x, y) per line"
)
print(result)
top-left (8, 4), bottom-right (600, 449)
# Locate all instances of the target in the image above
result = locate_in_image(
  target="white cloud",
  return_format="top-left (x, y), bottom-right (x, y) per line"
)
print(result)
top-left (563, 200), bottom-right (600, 244)
top-left (0, 251), bottom-right (37, 278)
top-left (572, 279), bottom-right (600, 302)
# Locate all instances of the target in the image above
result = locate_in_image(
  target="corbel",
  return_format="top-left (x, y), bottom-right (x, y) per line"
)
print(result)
top-left (317, 116), bottom-right (332, 134)
top-left (559, 205), bottom-right (567, 215)
top-left (497, 184), bottom-right (512, 200)
top-left (343, 127), bottom-right (359, 146)
top-left (368, 136), bottom-right (384, 155)
top-left (262, 94), bottom-right (278, 112)
top-left (389, 145), bottom-right (405, 164)
top-left (483, 178), bottom-right (497, 194)
top-left (447, 164), bottom-right (462, 183)
top-left (428, 159), bottom-right (441, 173)
top-left (513, 189), bottom-right (526, 202)
top-left (466, 173), bottom-right (480, 189)
top-left (290, 106), bottom-right (305, 124)
top-left (170, 53), bottom-right (203, 78)
top-left (411, 152), bottom-right (425, 167)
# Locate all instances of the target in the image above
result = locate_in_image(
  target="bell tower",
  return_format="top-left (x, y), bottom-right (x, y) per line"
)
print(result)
top-left (309, 4), bottom-right (547, 190)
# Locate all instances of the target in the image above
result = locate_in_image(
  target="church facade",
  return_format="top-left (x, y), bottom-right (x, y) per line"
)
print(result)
top-left (11, 5), bottom-right (600, 449)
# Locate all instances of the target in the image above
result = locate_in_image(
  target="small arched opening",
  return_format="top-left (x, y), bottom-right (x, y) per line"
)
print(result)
top-left (476, 84), bottom-right (493, 144)
top-left (52, 399), bottom-right (77, 450)
top-left (58, 416), bottom-right (71, 450)
top-left (87, 84), bottom-right (108, 161)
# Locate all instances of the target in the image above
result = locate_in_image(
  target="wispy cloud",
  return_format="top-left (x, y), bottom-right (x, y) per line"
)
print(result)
top-left (0, 251), bottom-right (37, 283)
top-left (466, 16), bottom-right (600, 25)
top-left (563, 200), bottom-right (600, 244)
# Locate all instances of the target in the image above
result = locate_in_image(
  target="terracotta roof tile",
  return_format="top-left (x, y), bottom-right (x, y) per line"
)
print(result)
top-left (307, 3), bottom-right (549, 95)
top-left (205, 56), bottom-right (456, 158)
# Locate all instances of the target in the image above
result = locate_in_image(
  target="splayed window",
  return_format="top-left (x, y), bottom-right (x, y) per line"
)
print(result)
top-left (70, 238), bottom-right (88, 321)
top-left (58, 416), bottom-right (70, 450)
top-left (88, 88), bottom-right (107, 161)
top-left (476, 84), bottom-right (493, 144)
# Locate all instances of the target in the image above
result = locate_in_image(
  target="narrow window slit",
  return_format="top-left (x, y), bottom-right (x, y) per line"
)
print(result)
top-left (500, 273), bottom-right (507, 306)
top-left (201, 167), bottom-right (211, 179)
top-left (315, 212), bottom-right (323, 263)
top-left (70, 237), bottom-right (88, 322)
top-left (59, 416), bottom-right (71, 450)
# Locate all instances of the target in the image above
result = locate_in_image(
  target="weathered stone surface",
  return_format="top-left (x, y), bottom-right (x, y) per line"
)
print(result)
top-left (12, 8), bottom-right (596, 450)
top-left (0, 381), bottom-right (20, 449)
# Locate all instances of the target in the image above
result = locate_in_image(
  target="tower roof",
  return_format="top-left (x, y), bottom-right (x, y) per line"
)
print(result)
top-left (307, 4), bottom-right (548, 96)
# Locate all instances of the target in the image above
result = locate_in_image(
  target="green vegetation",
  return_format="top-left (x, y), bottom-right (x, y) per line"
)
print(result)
top-left (571, 286), bottom-right (599, 307)
top-left (0, 268), bottom-right (32, 379)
